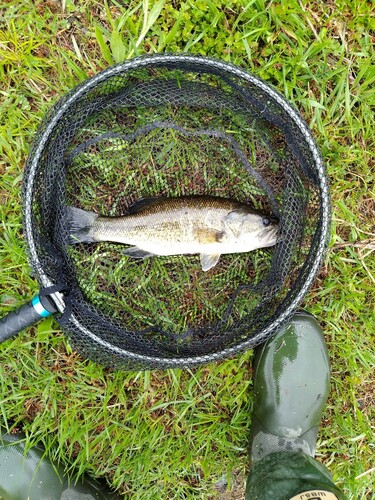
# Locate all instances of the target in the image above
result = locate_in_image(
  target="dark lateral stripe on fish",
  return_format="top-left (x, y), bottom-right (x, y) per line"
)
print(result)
top-left (125, 195), bottom-right (246, 215)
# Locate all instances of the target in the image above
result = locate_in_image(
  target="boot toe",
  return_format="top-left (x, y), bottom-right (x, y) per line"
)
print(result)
top-left (250, 312), bottom-right (330, 462)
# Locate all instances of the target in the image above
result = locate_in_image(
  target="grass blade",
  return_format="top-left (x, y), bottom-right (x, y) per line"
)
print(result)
top-left (95, 25), bottom-right (113, 65)
top-left (135, 0), bottom-right (165, 48)
top-left (110, 29), bottom-right (126, 63)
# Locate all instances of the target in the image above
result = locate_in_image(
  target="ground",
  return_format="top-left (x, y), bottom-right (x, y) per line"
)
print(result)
top-left (0, 1), bottom-right (374, 498)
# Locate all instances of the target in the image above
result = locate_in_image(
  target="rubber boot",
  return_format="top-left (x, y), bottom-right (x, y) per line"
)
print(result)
top-left (246, 311), bottom-right (347, 500)
top-left (0, 429), bottom-right (122, 500)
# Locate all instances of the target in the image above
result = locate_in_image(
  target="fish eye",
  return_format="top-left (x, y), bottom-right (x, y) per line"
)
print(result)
top-left (262, 217), bottom-right (271, 227)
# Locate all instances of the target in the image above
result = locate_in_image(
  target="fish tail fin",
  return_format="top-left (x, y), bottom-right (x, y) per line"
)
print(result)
top-left (67, 206), bottom-right (98, 244)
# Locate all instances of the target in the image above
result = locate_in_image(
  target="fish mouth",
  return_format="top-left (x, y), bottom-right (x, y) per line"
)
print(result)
top-left (260, 225), bottom-right (280, 246)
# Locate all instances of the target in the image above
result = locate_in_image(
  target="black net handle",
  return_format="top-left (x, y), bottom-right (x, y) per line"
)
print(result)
top-left (0, 285), bottom-right (71, 342)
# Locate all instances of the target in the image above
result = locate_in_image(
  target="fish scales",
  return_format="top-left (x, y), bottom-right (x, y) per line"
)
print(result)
top-left (93, 197), bottom-right (240, 245)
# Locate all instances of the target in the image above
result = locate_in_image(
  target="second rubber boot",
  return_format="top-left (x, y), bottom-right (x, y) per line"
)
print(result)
top-left (0, 429), bottom-right (123, 500)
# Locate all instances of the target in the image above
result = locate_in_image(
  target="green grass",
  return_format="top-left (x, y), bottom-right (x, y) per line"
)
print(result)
top-left (0, 0), bottom-right (374, 498)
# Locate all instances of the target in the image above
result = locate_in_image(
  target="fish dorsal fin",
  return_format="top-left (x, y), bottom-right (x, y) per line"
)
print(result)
top-left (127, 197), bottom-right (166, 215)
top-left (200, 253), bottom-right (221, 272)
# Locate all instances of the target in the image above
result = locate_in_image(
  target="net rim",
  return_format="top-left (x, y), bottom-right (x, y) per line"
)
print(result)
top-left (23, 53), bottom-right (330, 367)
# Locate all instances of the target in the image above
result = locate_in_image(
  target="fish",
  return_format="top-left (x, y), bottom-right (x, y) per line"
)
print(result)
top-left (67, 195), bottom-right (279, 272)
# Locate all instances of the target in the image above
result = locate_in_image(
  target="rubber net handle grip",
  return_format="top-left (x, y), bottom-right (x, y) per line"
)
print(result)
top-left (0, 295), bottom-right (56, 342)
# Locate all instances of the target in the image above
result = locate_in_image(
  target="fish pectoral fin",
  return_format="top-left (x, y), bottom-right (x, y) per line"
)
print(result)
top-left (200, 253), bottom-right (221, 272)
top-left (194, 228), bottom-right (224, 244)
top-left (122, 246), bottom-right (156, 259)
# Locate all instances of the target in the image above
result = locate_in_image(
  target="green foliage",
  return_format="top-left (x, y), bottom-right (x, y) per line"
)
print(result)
top-left (0, 0), bottom-right (374, 498)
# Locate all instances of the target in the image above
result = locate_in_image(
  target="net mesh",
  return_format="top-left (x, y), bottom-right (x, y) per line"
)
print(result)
top-left (22, 55), bottom-right (330, 369)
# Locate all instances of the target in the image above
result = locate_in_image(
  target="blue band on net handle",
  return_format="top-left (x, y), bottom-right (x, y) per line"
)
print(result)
top-left (31, 295), bottom-right (52, 318)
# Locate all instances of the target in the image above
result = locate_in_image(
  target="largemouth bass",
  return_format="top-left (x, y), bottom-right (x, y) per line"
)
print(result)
top-left (68, 196), bottom-right (279, 271)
